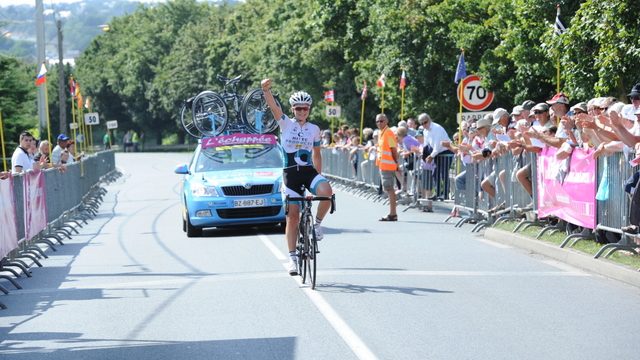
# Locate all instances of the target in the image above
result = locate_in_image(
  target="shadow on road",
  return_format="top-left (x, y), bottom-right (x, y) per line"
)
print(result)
top-left (316, 282), bottom-right (454, 296)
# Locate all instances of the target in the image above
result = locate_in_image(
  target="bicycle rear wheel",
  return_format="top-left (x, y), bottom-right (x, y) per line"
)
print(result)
top-left (192, 91), bottom-right (228, 137)
top-left (240, 88), bottom-right (280, 134)
top-left (180, 99), bottom-right (201, 138)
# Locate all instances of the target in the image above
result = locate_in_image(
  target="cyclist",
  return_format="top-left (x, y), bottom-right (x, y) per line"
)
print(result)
top-left (261, 78), bottom-right (333, 276)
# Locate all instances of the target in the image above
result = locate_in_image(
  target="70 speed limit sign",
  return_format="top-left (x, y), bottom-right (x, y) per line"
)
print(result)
top-left (456, 75), bottom-right (494, 111)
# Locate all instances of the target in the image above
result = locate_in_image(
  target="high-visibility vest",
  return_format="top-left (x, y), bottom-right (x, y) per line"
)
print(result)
top-left (376, 127), bottom-right (397, 171)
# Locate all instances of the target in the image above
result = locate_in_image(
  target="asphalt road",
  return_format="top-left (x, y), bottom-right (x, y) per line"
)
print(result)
top-left (2, 152), bottom-right (640, 360)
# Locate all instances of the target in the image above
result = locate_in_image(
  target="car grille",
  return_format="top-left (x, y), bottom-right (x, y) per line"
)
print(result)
top-left (217, 206), bottom-right (281, 219)
top-left (221, 185), bottom-right (273, 196)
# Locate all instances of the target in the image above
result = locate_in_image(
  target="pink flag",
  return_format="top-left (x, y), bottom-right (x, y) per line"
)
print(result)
top-left (376, 74), bottom-right (386, 88)
top-left (23, 170), bottom-right (48, 241)
top-left (0, 176), bottom-right (18, 258)
top-left (360, 81), bottom-right (367, 101)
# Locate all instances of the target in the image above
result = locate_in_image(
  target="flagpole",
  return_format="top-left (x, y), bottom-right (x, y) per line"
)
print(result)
top-left (0, 111), bottom-right (7, 172)
top-left (457, 50), bottom-right (464, 147)
top-left (381, 87), bottom-right (385, 113)
top-left (400, 87), bottom-right (405, 121)
top-left (359, 94), bottom-right (366, 142)
top-left (70, 79), bottom-right (77, 145)
top-left (44, 79), bottom-right (53, 167)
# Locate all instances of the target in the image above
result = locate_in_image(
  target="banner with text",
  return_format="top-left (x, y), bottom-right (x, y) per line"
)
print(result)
top-left (537, 146), bottom-right (596, 229)
top-left (0, 176), bottom-right (18, 258)
top-left (23, 171), bottom-right (48, 241)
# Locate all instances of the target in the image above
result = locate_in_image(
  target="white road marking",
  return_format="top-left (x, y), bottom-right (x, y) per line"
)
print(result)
top-left (258, 234), bottom-right (379, 360)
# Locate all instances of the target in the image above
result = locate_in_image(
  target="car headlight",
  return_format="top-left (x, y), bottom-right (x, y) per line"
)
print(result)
top-left (191, 183), bottom-right (219, 197)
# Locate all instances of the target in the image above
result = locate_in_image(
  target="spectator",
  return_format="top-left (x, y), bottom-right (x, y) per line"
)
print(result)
top-left (123, 130), bottom-right (133, 152)
top-left (66, 140), bottom-right (84, 164)
top-left (521, 100), bottom-right (536, 119)
top-left (51, 134), bottom-right (70, 165)
top-left (33, 140), bottom-right (52, 168)
top-left (103, 131), bottom-right (111, 150)
top-left (375, 113), bottom-right (399, 221)
top-left (406, 117), bottom-right (418, 136)
top-left (132, 130), bottom-right (140, 152)
top-left (11, 131), bottom-right (36, 174)
top-left (321, 129), bottom-right (331, 146)
top-left (420, 113), bottom-right (453, 200)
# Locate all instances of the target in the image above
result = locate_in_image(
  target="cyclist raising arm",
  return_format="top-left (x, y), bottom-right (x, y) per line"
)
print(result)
top-left (261, 78), bottom-right (334, 276)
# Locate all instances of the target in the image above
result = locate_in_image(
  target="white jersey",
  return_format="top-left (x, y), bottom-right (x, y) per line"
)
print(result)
top-left (278, 114), bottom-right (321, 168)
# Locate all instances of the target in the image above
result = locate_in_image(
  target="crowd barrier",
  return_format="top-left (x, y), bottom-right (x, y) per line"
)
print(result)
top-left (0, 151), bottom-right (119, 309)
top-left (321, 145), bottom-right (639, 260)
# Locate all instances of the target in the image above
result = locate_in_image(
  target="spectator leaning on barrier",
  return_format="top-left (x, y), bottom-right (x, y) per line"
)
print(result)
top-left (420, 113), bottom-right (453, 200)
top-left (52, 134), bottom-right (70, 165)
top-left (376, 113), bottom-right (399, 221)
top-left (33, 140), bottom-right (53, 169)
top-left (11, 131), bottom-right (36, 174)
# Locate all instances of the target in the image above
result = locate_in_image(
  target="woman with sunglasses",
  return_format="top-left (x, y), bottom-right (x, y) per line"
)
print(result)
top-left (261, 78), bottom-right (333, 276)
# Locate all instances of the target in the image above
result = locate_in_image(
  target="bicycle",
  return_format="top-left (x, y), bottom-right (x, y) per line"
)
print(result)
top-left (285, 193), bottom-right (336, 289)
top-left (190, 75), bottom-right (282, 137)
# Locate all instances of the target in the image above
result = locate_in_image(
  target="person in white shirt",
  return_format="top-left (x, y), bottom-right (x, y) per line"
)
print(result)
top-left (420, 113), bottom-right (452, 200)
top-left (11, 131), bottom-right (35, 173)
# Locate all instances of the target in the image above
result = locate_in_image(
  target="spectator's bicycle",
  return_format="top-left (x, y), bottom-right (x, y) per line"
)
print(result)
top-left (286, 193), bottom-right (336, 289)
top-left (189, 75), bottom-right (282, 137)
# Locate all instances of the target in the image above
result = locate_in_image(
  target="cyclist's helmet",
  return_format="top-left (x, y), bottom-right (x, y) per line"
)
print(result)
top-left (289, 91), bottom-right (313, 107)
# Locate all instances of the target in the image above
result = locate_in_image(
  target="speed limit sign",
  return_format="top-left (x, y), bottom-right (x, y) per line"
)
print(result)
top-left (325, 105), bottom-right (341, 118)
top-left (84, 112), bottom-right (100, 125)
top-left (456, 75), bottom-right (494, 111)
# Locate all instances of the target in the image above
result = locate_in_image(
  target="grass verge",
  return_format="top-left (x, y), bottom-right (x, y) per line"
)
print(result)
top-left (493, 221), bottom-right (640, 270)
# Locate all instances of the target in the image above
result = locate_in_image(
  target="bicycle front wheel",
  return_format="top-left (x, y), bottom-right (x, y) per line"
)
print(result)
top-left (307, 220), bottom-right (317, 289)
top-left (192, 91), bottom-right (228, 137)
top-left (240, 88), bottom-right (281, 134)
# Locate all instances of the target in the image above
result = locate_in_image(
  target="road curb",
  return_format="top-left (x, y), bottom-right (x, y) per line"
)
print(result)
top-left (484, 228), bottom-right (640, 288)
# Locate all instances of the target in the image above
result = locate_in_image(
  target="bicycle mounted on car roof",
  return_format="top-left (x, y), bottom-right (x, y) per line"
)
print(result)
top-left (180, 75), bottom-right (283, 138)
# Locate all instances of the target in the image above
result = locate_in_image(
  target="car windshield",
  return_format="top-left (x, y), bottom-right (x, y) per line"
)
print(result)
top-left (194, 144), bottom-right (283, 172)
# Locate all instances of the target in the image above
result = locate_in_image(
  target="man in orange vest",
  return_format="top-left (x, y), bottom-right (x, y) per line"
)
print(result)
top-left (375, 113), bottom-right (399, 221)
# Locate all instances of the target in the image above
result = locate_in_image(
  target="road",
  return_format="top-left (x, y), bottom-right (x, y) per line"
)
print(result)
top-left (2, 152), bottom-right (640, 360)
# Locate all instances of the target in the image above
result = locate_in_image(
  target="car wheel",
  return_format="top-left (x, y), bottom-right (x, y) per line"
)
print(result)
top-left (182, 218), bottom-right (187, 232)
top-left (280, 221), bottom-right (287, 233)
top-left (186, 215), bottom-right (202, 237)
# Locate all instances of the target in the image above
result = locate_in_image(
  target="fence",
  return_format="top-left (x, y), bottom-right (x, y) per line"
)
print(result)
top-left (321, 145), bottom-right (639, 260)
top-left (0, 151), bottom-right (118, 309)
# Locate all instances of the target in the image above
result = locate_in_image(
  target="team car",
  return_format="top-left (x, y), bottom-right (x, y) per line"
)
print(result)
top-left (175, 134), bottom-right (286, 237)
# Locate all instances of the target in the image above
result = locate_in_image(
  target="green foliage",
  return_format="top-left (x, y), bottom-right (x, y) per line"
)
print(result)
top-left (0, 55), bottom-right (36, 149)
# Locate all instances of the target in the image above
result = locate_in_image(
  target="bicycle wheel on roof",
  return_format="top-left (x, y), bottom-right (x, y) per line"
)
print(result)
top-left (180, 97), bottom-right (201, 138)
top-left (192, 91), bottom-right (228, 137)
top-left (240, 88), bottom-right (280, 134)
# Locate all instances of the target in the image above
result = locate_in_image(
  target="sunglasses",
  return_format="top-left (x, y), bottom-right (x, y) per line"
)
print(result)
top-left (533, 110), bottom-right (546, 114)
top-left (630, 96), bottom-right (640, 101)
top-left (294, 107), bottom-right (309, 112)
top-left (375, 120), bottom-right (386, 123)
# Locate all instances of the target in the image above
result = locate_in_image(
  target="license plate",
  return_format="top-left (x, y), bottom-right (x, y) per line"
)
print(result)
top-left (233, 198), bottom-right (265, 208)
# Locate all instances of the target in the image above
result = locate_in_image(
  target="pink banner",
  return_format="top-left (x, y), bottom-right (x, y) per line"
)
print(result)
top-left (0, 176), bottom-right (18, 258)
top-left (537, 146), bottom-right (596, 229)
top-left (23, 170), bottom-right (48, 241)
top-left (202, 134), bottom-right (278, 148)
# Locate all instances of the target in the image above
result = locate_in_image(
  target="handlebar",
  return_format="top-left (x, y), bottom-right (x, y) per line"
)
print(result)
top-left (285, 194), bottom-right (336, 215)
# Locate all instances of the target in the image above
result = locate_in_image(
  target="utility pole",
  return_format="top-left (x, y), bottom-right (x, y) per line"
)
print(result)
top-left (35, 0), bottom-right (46, 137)
top-left (56, 19), bottom-right (67, 133)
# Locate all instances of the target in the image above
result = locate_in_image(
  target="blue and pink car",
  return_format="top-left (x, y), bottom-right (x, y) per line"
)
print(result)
top-left (175, 134), bottom-right (286, 237)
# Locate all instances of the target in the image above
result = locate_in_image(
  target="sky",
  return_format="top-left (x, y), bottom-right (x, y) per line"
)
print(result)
top-left (0, 0), bottom-right (167, 7)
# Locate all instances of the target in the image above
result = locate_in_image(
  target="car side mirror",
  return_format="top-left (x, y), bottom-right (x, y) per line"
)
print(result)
top-left (174, 164), bottom-right (190, 175)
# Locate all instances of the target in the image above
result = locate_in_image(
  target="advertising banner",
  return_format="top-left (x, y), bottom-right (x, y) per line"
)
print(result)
top-left (537, 146), bottom-right (596, 229)
top-left (0, 176), bottom-right (18, 258)
top-left (23, 170), bottom-right (48, 241)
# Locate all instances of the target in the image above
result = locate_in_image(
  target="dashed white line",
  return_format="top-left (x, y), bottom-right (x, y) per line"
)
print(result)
top-left (258, 234), bottom-right (378, 360)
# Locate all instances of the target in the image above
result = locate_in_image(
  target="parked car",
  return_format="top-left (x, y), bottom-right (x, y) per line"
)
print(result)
top-left (175, 134), bottom-right (285, 237)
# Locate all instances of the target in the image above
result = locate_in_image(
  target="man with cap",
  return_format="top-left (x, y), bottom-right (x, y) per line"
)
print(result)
top-left (521, 100), bottom-right (536, 118)
top-left (51, 134), bottom-right (70, 165)
top-left (608, 106), bottom-right (640, 148)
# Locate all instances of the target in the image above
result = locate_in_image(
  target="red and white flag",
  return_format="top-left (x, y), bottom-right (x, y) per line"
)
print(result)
top-left (360, 81), bottom-right (367, 101)
top-left (324, 90), bottom-right (335, 103)
top-left (399, 70), bottom-right (406, 90)
top-left (35, 63), bottom-right (47, 87)
top-left (376, 74), bottom-right (386, 88)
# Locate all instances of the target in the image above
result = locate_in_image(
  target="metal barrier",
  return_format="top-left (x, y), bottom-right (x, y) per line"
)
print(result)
top-left (0, 151), bottom-right (118, 309)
